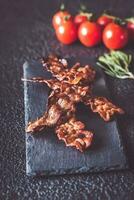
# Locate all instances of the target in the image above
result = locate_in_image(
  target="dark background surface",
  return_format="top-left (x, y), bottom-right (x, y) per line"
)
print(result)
top-left (0, 0), bottom-right (134, 199)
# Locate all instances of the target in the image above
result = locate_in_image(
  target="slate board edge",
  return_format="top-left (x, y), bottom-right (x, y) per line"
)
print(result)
top-left (26, 164), bottom-right (129, 177)
top-left (23, 62), bottom-right (30, 175)
top-left (102, 72), bottom-right (130, 169)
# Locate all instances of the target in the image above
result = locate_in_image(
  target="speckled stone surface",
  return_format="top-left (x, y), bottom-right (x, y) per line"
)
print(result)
top-left (0, 0), bottom-right (134, 199)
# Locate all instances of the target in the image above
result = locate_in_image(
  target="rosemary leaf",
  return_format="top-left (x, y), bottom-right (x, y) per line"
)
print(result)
top-left (97, 51), bottom-right (134, 79)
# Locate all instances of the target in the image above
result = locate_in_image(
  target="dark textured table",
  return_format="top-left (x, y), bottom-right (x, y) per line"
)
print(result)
top-left (0, 0), bottom-right (134, 199)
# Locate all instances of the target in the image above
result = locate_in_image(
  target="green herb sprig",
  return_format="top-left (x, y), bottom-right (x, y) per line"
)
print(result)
top-left (126, 17), bottom-right (134, 23)
top-left (97, 51), bottom-right (134, 79)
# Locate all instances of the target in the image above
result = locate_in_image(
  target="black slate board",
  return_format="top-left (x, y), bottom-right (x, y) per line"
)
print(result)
top-left (23, 56), bottom-right (128, 176)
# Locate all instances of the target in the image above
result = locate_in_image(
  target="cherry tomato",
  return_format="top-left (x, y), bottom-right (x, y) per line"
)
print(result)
top-left (127, 21), bottom-right (134, 42)
top-left (97, 15), bottom-right (113, 28)
top-left (52, 10), bottom-right (72, 29)
top-left (103, 23), bottom-right (128, 49)
top-left (74, 14), bottom-right (88, 27)
top-left (78, 21), bottom-right (102, 47)
top-left (55, 20), bottom-right (78, 44)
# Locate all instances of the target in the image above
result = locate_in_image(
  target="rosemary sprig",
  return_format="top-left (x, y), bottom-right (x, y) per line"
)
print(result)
top-left (126, 17), bottom-right (134, 23)
top-left (97, 51), bottom-right (134, 79)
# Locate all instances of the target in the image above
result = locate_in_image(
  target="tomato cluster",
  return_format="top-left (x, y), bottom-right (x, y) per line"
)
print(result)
top-left (52, 6), bottom-right (134, 50)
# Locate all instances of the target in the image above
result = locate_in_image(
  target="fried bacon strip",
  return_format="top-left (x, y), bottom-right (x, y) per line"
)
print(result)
top-left (22, 77), bottom-right (62, 91)
top-left (22, 77), bottom-right (92, 103)
top-left (86, 97), bottom-right (124, 121)
top-left (42, 55), bottom-right (96, 84)
top-left (26, 93), bottom-right (76, 133)
top-left (42, 55), bottom-right (68, 81)
top-left (26, 104), bottom-right (62, 133)
top-left (64, 63), bottom-right (96, 84)
top-left (55, 118), bottom-right (93, 152)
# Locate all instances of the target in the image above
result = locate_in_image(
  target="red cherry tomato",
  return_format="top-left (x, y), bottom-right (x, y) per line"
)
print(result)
top-left (55, 20), bottom-right (78, 44)
top-left (127, 21), bottom-right (134, 42)
top-left (74, 14), bottom-right (88, 27)
top-left (52, 10), bottom-right (72, 29)
top-left (103, 23), bottom-right (128, 49)
top-left (78, 21), bottom-right (102, 47)
top-left (97, 15), bottom-right (113, 28)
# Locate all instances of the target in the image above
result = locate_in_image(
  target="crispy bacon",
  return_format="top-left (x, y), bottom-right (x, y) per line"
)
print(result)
top-left (26, 104), bottom-right (62, 133)
top-left (41, 55), bottom-right (68, 81)
top-left (56, 118), bottom-right (93, 152)
top-left (86, 97), bottom-right (124, 121)
top-left (26, 93), bottom-right (76, 133)
top-left (22, 77), bottom-right (92, 103)
top-left (42, 55), bottom-right (96, 84)
top-left (64, 63), bottom-right (96, 84)
top-left (23, 55), bottom-right (124, 152)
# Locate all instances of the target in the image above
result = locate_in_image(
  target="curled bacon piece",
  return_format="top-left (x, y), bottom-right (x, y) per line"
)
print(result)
top-left (26, 104), bottom-right (62, 133)
top-left (56, 118), bottom-right (93, 152)
top-left (22, 77), bottom-right (92, 103)
top-left (42, 55), bottom-right (68, 81)
top-left (64, 63), bottom-right (96, 84)
top-left (26, 93), bottom-right (76, 133)
top-left (42, 55), bottom-right (96, 85)
top-left (86, 97), bottom-right (124, 121)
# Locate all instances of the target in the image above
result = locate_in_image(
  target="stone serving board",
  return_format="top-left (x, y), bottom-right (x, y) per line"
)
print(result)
top-left (23, 56), bottom-right (128, 176)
